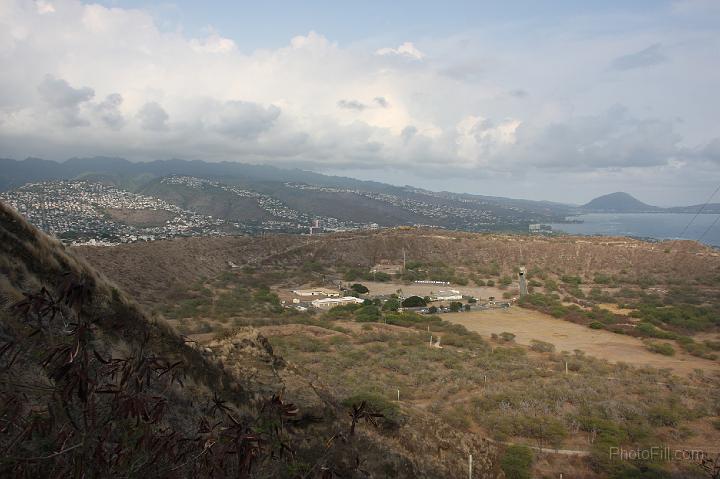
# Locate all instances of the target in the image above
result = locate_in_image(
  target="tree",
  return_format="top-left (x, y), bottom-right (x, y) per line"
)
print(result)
top-left (382, 298), bottom-right (400, 311)
top-left (350, 283), bottom-right (369, 294)
top-left (428, 306), bottom-right (438, 314)
top-left (401, 296), bottom-right (426, 307)
top-left (500, 445), bottom-right (534, 479)
top-left (449, 301), bottom-right (462, 312)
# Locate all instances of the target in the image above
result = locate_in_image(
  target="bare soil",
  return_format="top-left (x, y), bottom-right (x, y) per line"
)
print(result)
top-left (443, 307), bottom-right (720, 375)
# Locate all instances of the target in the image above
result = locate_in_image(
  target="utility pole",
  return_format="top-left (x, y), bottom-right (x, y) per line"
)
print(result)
top-left (468, 454), bottom-right (473, 479)
top-left (402, 248), bottom-right (406, 271)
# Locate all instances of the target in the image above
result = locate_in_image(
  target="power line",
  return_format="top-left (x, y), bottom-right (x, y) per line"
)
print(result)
top-left (698, 213), bottom-right (720, 243)
top-left (678, 183), bottom-right (720, 238)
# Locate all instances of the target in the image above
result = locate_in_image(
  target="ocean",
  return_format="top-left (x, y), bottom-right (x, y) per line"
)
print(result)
top-left (548, 213), bottom-right (720, 248)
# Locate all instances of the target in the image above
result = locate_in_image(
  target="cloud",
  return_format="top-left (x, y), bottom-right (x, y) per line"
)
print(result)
top-left (610, 43), bottom-right (668, 71)
top-left (206, 100), bottom-right (280, 138)
top-left (0, 0), bottom-right (717, 203)
top-left (374, 97), bottom-right (389, 108)
top-left (337, 99), bottom-right (367, 111)
top-left (137, 102), bottom-right (169, 131)
top-left (376, 42), bottom-right (425, 60)
top-left (508, 89), bottom-right (528, 98)
top-left (37, 75), bottom-right (94, 126)
top-left (36, 1), bottom-right (56, 14)
top-left (94, 93), bottom-right (124, 129)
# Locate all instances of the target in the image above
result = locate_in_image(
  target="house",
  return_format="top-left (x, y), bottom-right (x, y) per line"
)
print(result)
top-left (311, 296), bottom-right (365, 309)
top-left (292, 288), bottom-right (341, 297)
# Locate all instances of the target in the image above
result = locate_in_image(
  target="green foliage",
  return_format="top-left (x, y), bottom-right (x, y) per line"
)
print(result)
top-left (499, 332), bottom-right (516, 342)
top-left (645, 342), bottom-right (675, 356)
top-left (449, 301), bottom-right (462, 312)
top-left (341, 392), bottom-right (403, 430)
top-left (561, 275), bottom-right (582, 285)
top-left (500, 445), bottom-right (533, 479)
top-left (382, 297), bottom-right (400, 311)
top-left (529, 340), bottom-right (555, 353)
top-left (589, 321), bottom-right (604, 329)
top-left (401, 295), bottom-right (427, 307)
top-left (543, 278), bottom-right (558, 292)
top-left (350, 283), bottom-right (369, 294)
top-left (499, 275), bottom-right (513, 286)
top-left (324, 303), bottom-right (362, 320)
top-left (631, 304), bottom-right (719, 333)
top-left (354, 305), bottom-right (381, 323)
top-left (486, 279), bottom-right (495, 287)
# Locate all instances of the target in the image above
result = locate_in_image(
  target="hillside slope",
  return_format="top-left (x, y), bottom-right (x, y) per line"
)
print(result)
top-left (1, 201), bottom-right (496, 477)
top-left (74, 228), bottom-right (719, 309)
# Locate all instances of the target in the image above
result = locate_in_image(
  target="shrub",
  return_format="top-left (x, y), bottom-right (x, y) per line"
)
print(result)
top-left (486, 279), bottom-right (495, 287)
top-left (589, 321), bottom-right (604, 329)
top-left (561, 275), bottom-right (582, 285)
top-left (500, 445), bottom-right (533, 479)
top-left (354, 305), bottom-right (381, 322)
top-left (530, 340), bottom-right (555, 353)
top-left (499, 332), bottom-right (516, 342)
top-left (350, 283), bottom-right (369, 294)
top-left (382, 298), bottom-right (400, 311)
top-left (646, 342), bottom-right (675, 356)
top-left (341, 392), bottom-right (403, 430)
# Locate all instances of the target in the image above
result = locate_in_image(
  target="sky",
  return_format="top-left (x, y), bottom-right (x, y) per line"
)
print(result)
top-left (0, 0), bottom-right (719, 205)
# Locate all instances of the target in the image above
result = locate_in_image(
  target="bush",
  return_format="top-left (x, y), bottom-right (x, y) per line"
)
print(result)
top-left (500, 445), bottom-right (533, 479)
top-left (646, 342), bottom-right (675, 356)
top-left (589, 321), bottom-right (604, 329)
top-left (341, 392), bottom-right (403, 430)
top-left (354, 305), bottom-right (381, 322)
top-left (486, 280), bottom-right (495, 287)
top-left (401, 296), bottom-right (427, 307)
top-left (382, 298), bottom-right (400, 311)
top-left (499, 332), bottom-right (516, 342)
top-left (350, 283), bottom-right (369, 294)
top-left (530, 340), bottom-right (555, 353)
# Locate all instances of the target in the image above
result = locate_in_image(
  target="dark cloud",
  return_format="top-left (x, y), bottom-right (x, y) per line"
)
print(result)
top-left (337, 99), bottom-right (367, 111)
top-left (508, 89), bottom-right (528, 98)
top-left (137, 102), bottom-right (169, 130)
top-left (610, 43), bottom-right (667, 71)
top-left (374, 96), bottom-right (390, 108)
top-left (210, 100), bottom-right (280, 138)
top-left (401, 125), bottom-right (417, 144)
top-left (513, 106), bottom-right (683, 170)
top-left (94, 93), bottom-right (125, 129)
top-left (37, 75), bottom-right (94, 126)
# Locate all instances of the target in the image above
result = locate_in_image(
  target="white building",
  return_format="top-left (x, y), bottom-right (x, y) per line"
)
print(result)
top-left (311, 296), bottom-right (365, 309)
top-left (434, 290), bottom-right (463, 301)
top-left (292, 288), bottom-right (341, 297)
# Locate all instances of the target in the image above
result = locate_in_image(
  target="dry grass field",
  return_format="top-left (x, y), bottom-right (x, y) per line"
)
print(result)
top-left (443, 307), bottom-right (720, 375)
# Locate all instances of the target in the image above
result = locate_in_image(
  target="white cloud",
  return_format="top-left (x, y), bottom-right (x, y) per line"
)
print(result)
top-left (376, 41), bottom-right (425, 60)
top-left (35, 1), bottom-right (55, 14)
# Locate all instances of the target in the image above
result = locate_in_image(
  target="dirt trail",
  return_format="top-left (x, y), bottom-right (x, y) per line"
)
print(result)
top-left (443, 308), bottom-right (720, 376)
